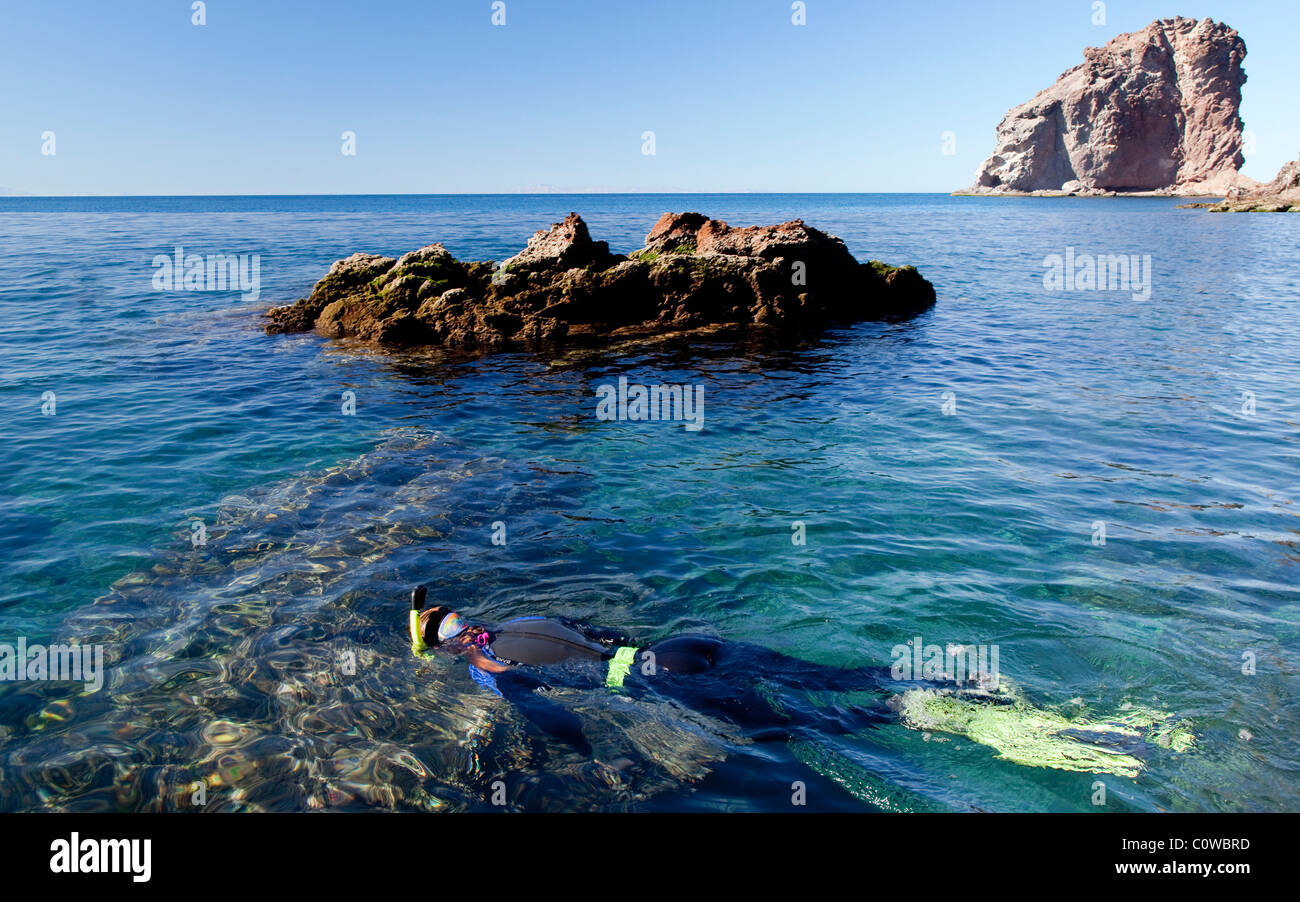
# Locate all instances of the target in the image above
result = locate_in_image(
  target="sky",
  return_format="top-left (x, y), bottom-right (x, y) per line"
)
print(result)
top-left (1, 0), bottom-right (1295, 194)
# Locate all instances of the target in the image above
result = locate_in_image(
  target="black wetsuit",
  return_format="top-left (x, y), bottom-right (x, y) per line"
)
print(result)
top-left (465, 617), bottom-right (896, 754)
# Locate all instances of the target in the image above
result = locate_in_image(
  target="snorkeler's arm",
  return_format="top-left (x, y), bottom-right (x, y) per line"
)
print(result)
top-left (465, 646), bottom-right (514, 674)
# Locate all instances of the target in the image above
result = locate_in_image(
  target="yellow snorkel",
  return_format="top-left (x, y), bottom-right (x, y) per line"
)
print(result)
top-left (410, 585), bottom-right (430, 656)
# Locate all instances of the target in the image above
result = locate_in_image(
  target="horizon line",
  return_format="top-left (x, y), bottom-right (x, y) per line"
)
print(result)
top-left (0, 190), bottom-right (957, 199)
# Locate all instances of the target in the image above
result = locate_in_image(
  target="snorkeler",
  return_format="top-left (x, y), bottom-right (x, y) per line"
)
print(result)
top-left (408, 585), bottom-right (896, 751)
top-left (406, 585), bottom-right (1196, 776)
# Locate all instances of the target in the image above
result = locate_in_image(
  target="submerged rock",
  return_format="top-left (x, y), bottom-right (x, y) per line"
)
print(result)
top-left (1208, 154), bottom-right (1300, 212)
top-left (964, 18), bottom-right (1256, 197)
top-left (265, 212), bottom-right (935, 350)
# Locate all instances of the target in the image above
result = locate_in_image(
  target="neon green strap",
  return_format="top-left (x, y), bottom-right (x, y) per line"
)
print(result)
top-left (605, 646), bottom-right (638, 689)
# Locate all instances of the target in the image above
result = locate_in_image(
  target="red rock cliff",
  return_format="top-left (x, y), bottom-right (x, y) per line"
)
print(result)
top-left (969, 18), bottom-right (1255, 196)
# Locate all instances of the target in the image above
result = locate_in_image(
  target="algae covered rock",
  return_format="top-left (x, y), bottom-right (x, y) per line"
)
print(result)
top-left (265, 212), bottom-right (936, 352)
top-left (1209, 154), bottom-right (1300, 212)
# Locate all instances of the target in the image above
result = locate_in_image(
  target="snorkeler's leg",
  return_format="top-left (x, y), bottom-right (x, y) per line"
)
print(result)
top-left (628, 638), bottom-right (894, 739)
top-left (628, 637), bottom-right (782, 732)
top-left (732, 644), bottom-right (901, 733)
top-left (663, 642), bottom-right (895, 735)
top-left (716, 642), bottom-right (894, 693)
top-left (642, 635), bottom-right (723, 674)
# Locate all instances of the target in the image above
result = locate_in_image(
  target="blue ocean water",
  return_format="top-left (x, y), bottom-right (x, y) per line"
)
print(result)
top-left (0, 194), bottom-right (1296, 811)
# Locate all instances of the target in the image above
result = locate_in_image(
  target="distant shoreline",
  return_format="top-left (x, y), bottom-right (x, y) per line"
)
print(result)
top-left (1, 191), bottom-right (955, 199)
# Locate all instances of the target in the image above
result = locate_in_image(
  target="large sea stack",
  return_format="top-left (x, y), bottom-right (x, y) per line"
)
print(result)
top-left (265, 213), bottom-right (936, 350)
top-left (966, 17), bottom-right (1256, 197)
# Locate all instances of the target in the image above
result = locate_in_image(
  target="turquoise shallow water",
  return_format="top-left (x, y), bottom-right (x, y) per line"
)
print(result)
top-left (0, 194), bottom-right (1297, 811)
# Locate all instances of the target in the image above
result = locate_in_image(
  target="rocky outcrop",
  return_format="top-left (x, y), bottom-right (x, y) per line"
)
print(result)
top-left (966, 17), bottom-right (1255, 196)
top-left (1208, 154), bottom-right (1300, 211)
top-left (265, 212), bottom-right (936, 350)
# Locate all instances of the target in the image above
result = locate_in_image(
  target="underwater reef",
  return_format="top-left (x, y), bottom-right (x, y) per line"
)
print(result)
top-left (265, 212), bottom-right (936, 351)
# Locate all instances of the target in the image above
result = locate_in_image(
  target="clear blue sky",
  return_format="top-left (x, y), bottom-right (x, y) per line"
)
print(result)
top-left (2, 0), bottom-right (1295, 194)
